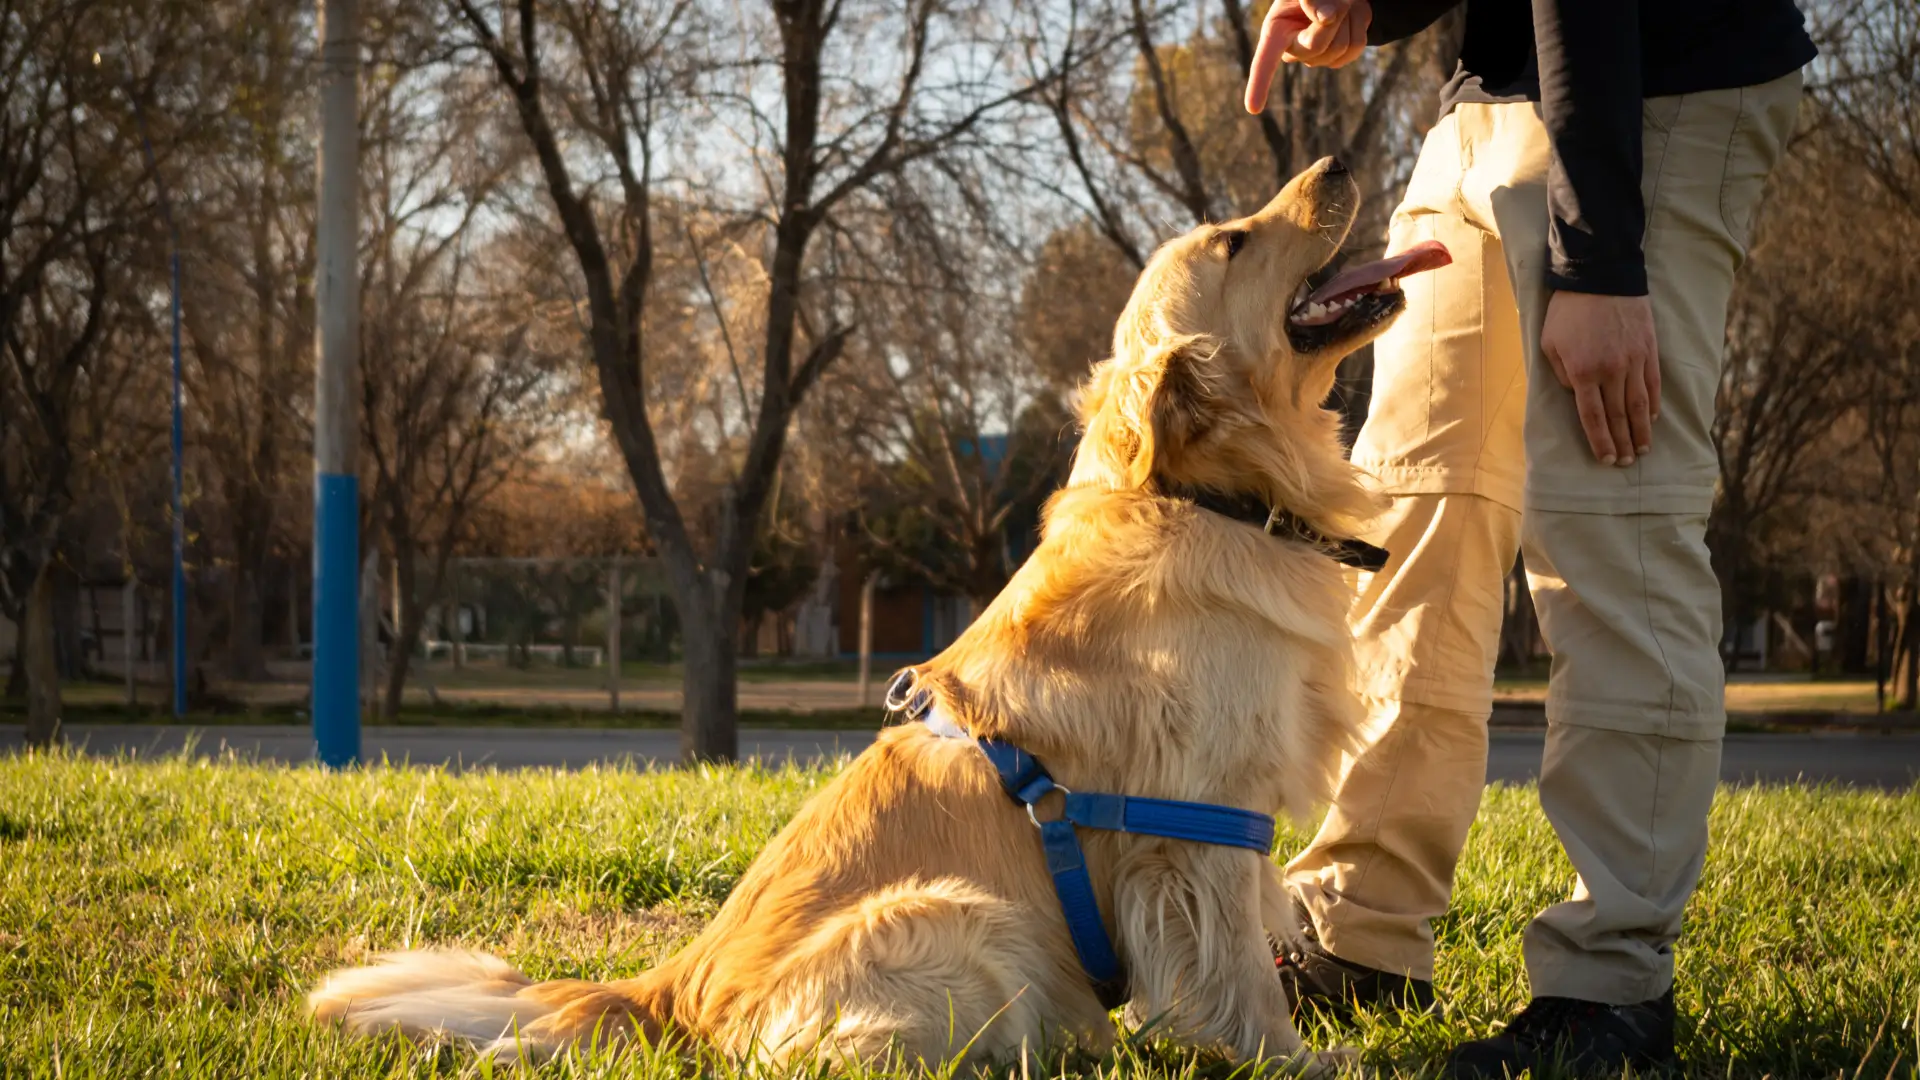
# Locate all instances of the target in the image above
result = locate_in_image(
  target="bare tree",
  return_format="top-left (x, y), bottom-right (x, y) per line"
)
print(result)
top-left (1013, 0), bottom-right (1454, 427)
top-left (1709, 0), bottom-right (1920, 692)
top-left (444, 0), bottom-right (1062, 760)
top-left (0, 1), bottom-right (193, 742)
top-left (1028, 0), bottom-right (1441, 255)
top-left (363, 299), bottom-right (552, 718)
top-left (176, 0), bottom-right (316, 681)
top-left (1710, 127), bottom-right (1887, 664)
top-left (830, 180), bottom-right (1073, 610)
top-left (1816, 0), bottom-right (1920, 217)
top-left (354, 16), bottom-right (547, 717)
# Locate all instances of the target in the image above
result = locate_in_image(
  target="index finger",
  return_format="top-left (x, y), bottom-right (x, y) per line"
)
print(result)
top-left (1246, 4), bottom-right (1310, 111)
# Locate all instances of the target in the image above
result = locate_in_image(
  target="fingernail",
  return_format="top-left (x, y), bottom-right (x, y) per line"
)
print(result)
top-left (1600, 454), bottom-right (1617, 466)
top-left (1618, 455), bottom-right (1634, 467)
top-left (1636, 444), bottom-right (1650, 455)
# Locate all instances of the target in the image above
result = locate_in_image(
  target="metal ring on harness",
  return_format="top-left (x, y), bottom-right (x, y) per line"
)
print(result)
top-left (883, 669), bottom-right (917, 710)
top-left (1025, 784), bottom-right (1072, 828)
top-left (884, 668), bottom-right (932, 721)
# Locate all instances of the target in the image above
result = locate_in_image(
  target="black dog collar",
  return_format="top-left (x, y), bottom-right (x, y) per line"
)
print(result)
top-left (1170, 486), bottom-right (1391, 573)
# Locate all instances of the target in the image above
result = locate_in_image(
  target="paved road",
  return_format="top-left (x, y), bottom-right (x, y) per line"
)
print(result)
top-left (5, 724), bottom-right (1919, 788)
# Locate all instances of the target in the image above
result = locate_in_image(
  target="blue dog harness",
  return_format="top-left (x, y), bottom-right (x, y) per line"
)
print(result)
top-left (884, 670), bottom-right (1277, 1007)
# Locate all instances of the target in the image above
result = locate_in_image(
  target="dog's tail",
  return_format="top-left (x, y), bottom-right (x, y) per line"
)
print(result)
top-left (307, 948), bottom-right (672, 1061)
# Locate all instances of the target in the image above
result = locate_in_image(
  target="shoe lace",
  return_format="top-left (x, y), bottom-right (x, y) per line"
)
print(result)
top-left (1502, 997), bottom-right (1607, 1050)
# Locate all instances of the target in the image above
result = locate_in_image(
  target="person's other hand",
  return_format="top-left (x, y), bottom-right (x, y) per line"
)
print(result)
top-left (1244, 0), bottom-right (1372, 113)
top-left (1541, 292), bottom-right (1662, 467)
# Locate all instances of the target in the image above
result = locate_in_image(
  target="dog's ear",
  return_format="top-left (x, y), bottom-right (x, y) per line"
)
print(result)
top-left (1078, 337), bottom-right (1218, 489)
top-left (1143, 339), bottom-right (1218, 482)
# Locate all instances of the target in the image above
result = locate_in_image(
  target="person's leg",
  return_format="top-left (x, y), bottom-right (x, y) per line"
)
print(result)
top-left (1284, 496), bottom-right (1518, 981)
top-left (1446, 70), bottom-right (1803, 1079)
top-left (1283, 104), bottom-right (1529, 986)
top-left (1519, 512), bottom-right (1724, 1003)
top-left (1515, 72), bottom-right (1803, 1004)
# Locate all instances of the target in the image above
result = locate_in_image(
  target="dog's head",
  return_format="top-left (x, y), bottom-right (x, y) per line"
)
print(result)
top-left (1070, 158), bottom-right (1448, 515)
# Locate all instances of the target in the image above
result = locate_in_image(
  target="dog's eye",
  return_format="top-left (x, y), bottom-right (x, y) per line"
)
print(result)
top-left (1222, 230), bottom-right (1249, 259)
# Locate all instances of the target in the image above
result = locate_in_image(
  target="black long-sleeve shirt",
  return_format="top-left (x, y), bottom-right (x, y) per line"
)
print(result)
top-left (1369, 0), bottom-right (1816, 296)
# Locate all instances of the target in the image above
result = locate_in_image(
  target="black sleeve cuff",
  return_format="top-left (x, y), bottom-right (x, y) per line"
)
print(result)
top-left (1545, 260), bottom-right (1649, 297)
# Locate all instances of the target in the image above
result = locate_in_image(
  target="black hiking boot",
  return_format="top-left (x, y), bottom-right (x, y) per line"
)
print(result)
top-left (1445, 989), bottom-right (1679, 1078)
top-left (1272, 907), bottom-right (1437, 1016)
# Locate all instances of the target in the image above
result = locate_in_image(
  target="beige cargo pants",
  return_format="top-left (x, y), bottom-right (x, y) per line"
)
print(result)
top-left (1285, 72), bottom-right (1802, 1005)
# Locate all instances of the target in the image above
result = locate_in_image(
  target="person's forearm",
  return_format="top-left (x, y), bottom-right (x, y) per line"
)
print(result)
top-left (1365, 0), bottom-right (1461, 46)
top-left (1534, 0), bottom-right (1646, 295)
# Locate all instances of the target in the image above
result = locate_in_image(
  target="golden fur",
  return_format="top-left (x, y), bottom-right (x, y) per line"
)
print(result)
top-left (308, 158), bottom-right (1394, 1071)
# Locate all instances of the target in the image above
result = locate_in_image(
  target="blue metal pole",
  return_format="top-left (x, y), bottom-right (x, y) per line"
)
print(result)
top-left (312, 0), bottom-right (362, 766)
top-left (169, 249), bottom-right (186, 718)
top-left (312, 476), bottom-right (358, 765)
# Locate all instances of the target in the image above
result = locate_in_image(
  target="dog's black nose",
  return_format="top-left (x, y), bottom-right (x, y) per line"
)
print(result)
top-left (1320, 157), bottom-right (1349, 176)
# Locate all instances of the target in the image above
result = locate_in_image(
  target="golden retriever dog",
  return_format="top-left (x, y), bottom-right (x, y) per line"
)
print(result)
top-left (307, 156), bottom-right (1449, 1071)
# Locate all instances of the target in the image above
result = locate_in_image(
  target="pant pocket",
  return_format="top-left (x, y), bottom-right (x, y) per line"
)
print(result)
top-left (1719, 71), bottom-right (1804, 255)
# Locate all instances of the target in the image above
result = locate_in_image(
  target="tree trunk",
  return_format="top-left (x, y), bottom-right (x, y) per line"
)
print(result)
top-left (287, 560), bottom-right (302, 657)
top-left (230, 106), bottom-right (283, 683)
top-left (5, 629), bottom-right (24, 700)
top-left (739, 613), bottom-right (761, 659)
top-left (382, 547), bottom-right (424, 720)
top-left (23, 563), bottom-right (62, 747)
top-left (1905, 545), bottom-right (1920, 709)
top-left (227, 560), bottom-right (271, 681)
top-left (1499, 556), bottom-right (1539, 669)
top-left (451, 567), bottom-right (465, 668)
top-left (1905, 593), bottom-right (1920, 711)
top-left (359, 552), bottom-right (382, 716)
top-left (51, 567), bottom-right (84, 680)
top-left (1891, 583), bottom-right (1919, 711)
top-left (966, 593), bottom-right (990, 623)
top-left (678, 570), bottom-right (739, 763)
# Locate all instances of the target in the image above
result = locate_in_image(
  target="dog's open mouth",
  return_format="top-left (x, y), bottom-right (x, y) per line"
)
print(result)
top-left (1286, 240), bottom-right (1451, 350)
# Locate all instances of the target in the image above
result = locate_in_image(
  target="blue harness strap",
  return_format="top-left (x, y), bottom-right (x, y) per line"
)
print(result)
top-left (885, 671), bottom-right (1278, 1004)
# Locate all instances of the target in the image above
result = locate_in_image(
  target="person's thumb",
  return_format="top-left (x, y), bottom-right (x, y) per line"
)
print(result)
top-left (1299, 0), bottom-right (1352, 20)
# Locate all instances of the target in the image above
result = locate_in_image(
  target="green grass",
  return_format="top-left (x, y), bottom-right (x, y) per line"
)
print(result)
top-left (0, 752), bottom-right (1914, 1079)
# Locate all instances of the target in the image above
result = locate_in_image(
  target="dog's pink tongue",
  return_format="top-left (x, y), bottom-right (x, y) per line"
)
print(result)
top-left (1307, 240), bottom-right (1452, 304)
